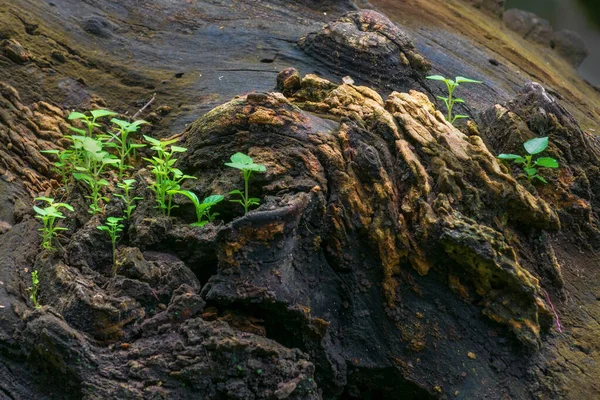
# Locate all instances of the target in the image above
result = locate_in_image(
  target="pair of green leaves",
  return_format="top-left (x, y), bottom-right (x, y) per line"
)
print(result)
top-left (497, 137), bottom-right (559, 183)
top-left (144, 135), bottom-right (186, 154)
top-left (225, 152), bottom-right (267, 214)
top-left (426, 75), bottom-right (482, 85)
top-left (224, 152), bottom-right (267, 173)
top-left (33, 196), bottom-right (74, 219)
top-left (68, 109), bottom-right (118, 136)
top-left (169, 152), bottom-right (267, 226)
top-left (167, 190), bottom-right (224, 227)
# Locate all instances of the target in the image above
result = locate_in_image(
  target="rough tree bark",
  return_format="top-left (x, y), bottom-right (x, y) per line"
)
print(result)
top-left (1, 2), bottom-right (600, 400)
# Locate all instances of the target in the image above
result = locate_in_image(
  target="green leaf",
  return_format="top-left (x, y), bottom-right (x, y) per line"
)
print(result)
top-left (90, 109), bottom-right (118, 119)
top-left (229, 152), bottom-right (253, 165)
top-left (68, 111), bottom-right (87, 120)
top-left (534, 157), bottom-right (559, 168)
top-left (524, 167), bottom-right (537, 176)
top-left (130, 120), bottom-right (149, 128)
top-left (33, 206), bottom-right (47, 216)
top-left (523, 137), bottom-right (548, 155)
top-left (35, 196), bottom-right (54, 203)
top-left (162, 138), bottom-right (180, 146)
top-left (202, 194), bottom-right (224, 205)
top-left (452, 115), bottom-right (469, 120)
top-left (81, 137), bottom-right (103, 154)
top-left (143, 135), bottom-right (161, 146)
top-left (102, 141), bottom-right (118, 149)
top-left (40, 149), bottom-right (60, 155)
top-left (171, 168), bottom-right (183, 177)
top-left (110, 118), bottom-right (130, 129)
top-left (436, 96), bottom-right (449, 102)
top-left (46, 210), bottom-right (65, 218)
top-left (426, 75), bottom-right (448, 82)
top-left (225, 158), bottom-right (266, 172)
top-left (73, 172), bottom-right (92, 182)
top-left (173, 190), bottom-right (200, 207)
top-left (455, 76), bottom-right (483, 84)
top-left (497, 154), bottom-right (524, 161)
top-left (171, 146), bottom-right (187, 153)
top-left (68, 126), bottom-right (87, 135)
top-left (453, 98), bottom-right (465, 103)
top-left (102, 158), bottom-right (120, 165)
top-left (229, 189), bottom-right (244, 196)
top-left (57, 203), bottom-right (74, 212)
top-left (129, 143), bottom-right (146, 149)
top-left (533, 175), bottom-right (548, 184)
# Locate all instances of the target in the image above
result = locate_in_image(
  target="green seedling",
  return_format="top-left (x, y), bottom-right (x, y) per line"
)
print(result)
top-left (114, 179), bottom-right (143, 219)
top-left (33, 196), bottom-right (74, 250)
top-left (143, 135), bottom-right (196, 216)
top-left (68, 109), bottom-right (118, 137)
top-left (225, 152), bottom-right (266, 214)
top-left (40, 148), bottom-right (75, 188)
top-left (426, 75), bottom-right (482, 124)
top-left (102, 118), bottom-right (148, 179)
top-left (497, 136), bottom-right (559, 183)
top-left (165, 168), bottom-right (196, 216)
top-left (27, 270), bottom-right (41, 309)
top-left (167, 190), bottom-right (224, 227)
top-left (97, 216), bottom-right (124, 274)
top-left (72, 136), bottom-right (120, 214)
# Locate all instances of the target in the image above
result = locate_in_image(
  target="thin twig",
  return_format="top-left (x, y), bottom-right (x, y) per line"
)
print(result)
top-left (132, 94), bottom-right (156, 120)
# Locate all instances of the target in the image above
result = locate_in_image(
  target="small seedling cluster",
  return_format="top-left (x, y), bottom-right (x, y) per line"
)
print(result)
top-left (426, 75), bottom-right (482, 124)
top-left (497, 136), bottom-right (559, 183)
top-left (42, 110), bottom-right (148, 215)
top-left (34, 108), bottom-right (268, 309)
top-left (143, 135), bottom-right (196, 215)
top-left (425, 76), bottom-right (559, 184)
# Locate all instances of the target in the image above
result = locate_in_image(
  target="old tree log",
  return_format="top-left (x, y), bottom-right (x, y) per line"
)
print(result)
top-left (1, 0), bottom-right (600, 399)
